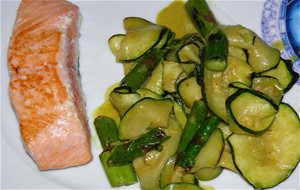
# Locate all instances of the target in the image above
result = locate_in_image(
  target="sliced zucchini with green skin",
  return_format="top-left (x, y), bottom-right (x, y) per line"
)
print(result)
top-left (163, 182), bottom-right (202, 190)
top-left (165, 33), bottom-right (204, 63)
top-left (217, 122), bottom-right (232, 139)
top-left (133, 117), bottom-right (182, 190)
top-left (119, 17), bottom-right (165, 61)
top-left (228, 81), bottom-right (250, 90)
top-left (178, 76), bottom-right (202, 108)
top-left (180, 63), bottom-right (195, 75)
top-left (251, 76), bottom-right (283, 105)
top-left (200, 56), bottom-right (253, 122)
top-left (136, 88), bottom-right (162, 99)
top-left (190, 129), bottom-right (224, 172)
top-left (226, 89), bottom-right (278, 134)
top-left (143, 62), bottom-right (164, 95)
top-left (119, 98), bottom-right (173, 140)
top-left (218, 140), bottom-right (238, 173)
top-left (108, 34), bottom-right (125, 57)
top-left (200, 66), bottom-right (229, 122)
top-left (173, 102), bottom-right (187, 129)
top-left (224, 56), bottom-right (253, 90)
top-left (123, 17), bottom-right (154, 31)
top-left (160, 156), bottom-right (195, 188)
top-left (261, 59), bottom-right (299, 93)
top-left (155, 29), bottom-right (172, 49)
top-left (222, 25), bottom-right (256, 49)
top-left (228, 103), bottom-right (300, 189)
top-left (247, 36), bottom-right (280, 73)
top-left (109, 88), bottom-right (141, 117)
top-left (177, 42), bottom-right (201, 63)
top-left (196, 166), bottom-right (223, 181)
top-left (228, 46), bottom-right (247, 62)
top-left (162, 61), bottom-right (185, 92)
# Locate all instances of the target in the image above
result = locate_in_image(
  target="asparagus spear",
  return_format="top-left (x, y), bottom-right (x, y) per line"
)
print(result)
top-left (100, 152), bottom-right (137, 187)
top-left (121, 49), bottom-right (164, 91)
top-left (94, 116), bottom-right (119, 150)
top-left (186, 0), bottom-right (228, 71)
top-left (108, 128), bottom-right (169, 166)
top-left (177, 115), bottom-right (220, 169)
top-left (177, 100), bottom-right (207, 153)
top-left (185, 0), bottom-right (218, 39)
top-left (94, 116), bottom-right (138, 187)
top-left (204, 29), bottom-right (229, 71)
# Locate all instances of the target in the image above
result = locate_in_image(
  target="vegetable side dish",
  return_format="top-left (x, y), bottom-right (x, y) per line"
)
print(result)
top-left (94, 0), bottom-right (300, 189)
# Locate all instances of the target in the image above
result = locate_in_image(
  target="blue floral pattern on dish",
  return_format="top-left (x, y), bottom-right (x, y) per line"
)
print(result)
top-left (261, 0), bottom-right (300, 77)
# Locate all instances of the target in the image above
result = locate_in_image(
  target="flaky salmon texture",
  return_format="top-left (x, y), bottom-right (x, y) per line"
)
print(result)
top-left (8, 0), bottom-right (92, 170)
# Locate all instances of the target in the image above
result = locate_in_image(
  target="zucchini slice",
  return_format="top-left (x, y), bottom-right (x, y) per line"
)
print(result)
top-left (119, 98), bottom-right (173, 140)
top-left (109, 87), bottom-right (141, 117)
top-left (177, 42), bottom-right (201, 64)
top-left (251, 76), bottom-right (283, 105)
top-left (217, 140), bottom-right (238, 173)
top-left (200, 56), bottom-right (253, 122)
top-left (160, 156), bottom-right (195, 188)
top-left (190, 128), bottom-right (224, 172)
top-left (143, 62), bottom-right (164, 95)
top-left (163, 183), bottom-right (202, 190)
top-left (119, 17), bottom-right (165, 61)
top-left (222, 25), bottom-right (256, 49)
top-left (261, 59), bottom-right (299, 93)
top-left (226, 89), bottom-right (278, 134)
top-left (173, 102), bottom-right (187, 129)
top-left (228, 46), bottom-right (247, 62)
top-left (196, 166), bottom-right (223, 181)
top-left (133, 118), bottom-right (182, 190)
top-left (178, 76), bottom-right (202, 108)
top-left (108, 34), bottom-right (125, 58)
top-left (162, 61), bottom-right (185, 92)
top-left (228, 103), bottom-right (300, 189)
top-left (247, 36), bottom-right (280, 73)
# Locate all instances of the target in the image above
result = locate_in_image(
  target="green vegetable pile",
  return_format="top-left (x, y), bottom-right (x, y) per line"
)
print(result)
top-left (94, 0), bottom-right (300, 189)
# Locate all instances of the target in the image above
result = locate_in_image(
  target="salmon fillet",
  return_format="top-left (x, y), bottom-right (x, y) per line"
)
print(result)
top-left (8, 0), bottom-right (92, 170)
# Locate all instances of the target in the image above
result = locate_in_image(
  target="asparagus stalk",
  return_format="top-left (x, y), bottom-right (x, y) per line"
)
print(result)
top-left (94, 116), bottom-right (138, 187)
top-left (94, 116), bottom-right (119, 150)
top-left (177, 100), bottom-right (207, 153)
top-left (121, 49), bottom-right (164, 91)
top-left (185, 0), bottom-right (218, 39)
top-left (100, 152), bottom-right (137, 187)
top-left (204, 29), bottom-right (229, 71)
top-left (108, 128), bottom-right (169, 166)
top-left (177, 115), bottom-right (220, 169)
top-left (186, 0), bottom-right (229, 72)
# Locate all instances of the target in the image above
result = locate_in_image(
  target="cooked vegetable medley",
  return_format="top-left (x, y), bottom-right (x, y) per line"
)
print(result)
top-left (94, 0), bottom-right (300, 189)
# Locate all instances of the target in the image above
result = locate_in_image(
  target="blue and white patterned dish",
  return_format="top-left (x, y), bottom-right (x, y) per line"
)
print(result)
top-left (262, 0), bottom-right (300, 75)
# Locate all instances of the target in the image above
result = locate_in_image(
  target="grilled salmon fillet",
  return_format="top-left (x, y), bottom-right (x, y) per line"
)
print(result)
top-left (8, 0), bottom-right (92, 170)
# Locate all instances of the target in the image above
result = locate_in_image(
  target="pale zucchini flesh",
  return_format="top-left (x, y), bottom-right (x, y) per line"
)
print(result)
top-left (190, 129), bottom-right (224, 172)
top-left (119, 98), bottom-right (173, 140)
top-left (226, 89), bottom-right (278, 134)
top-left (228, 103), bottom-right (300, 189)
top-left (251, 76), bottom-right (283, 105)
top-left (178, 76), bottom-right (202, 108)
top-left (196, 166), bottom-right (223, 181)
top-left (133, 118), bottom-right (182, 190)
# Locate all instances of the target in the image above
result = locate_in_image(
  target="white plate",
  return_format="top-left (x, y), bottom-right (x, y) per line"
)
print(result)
top-left (1, 0), bottom-right (299, 189)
